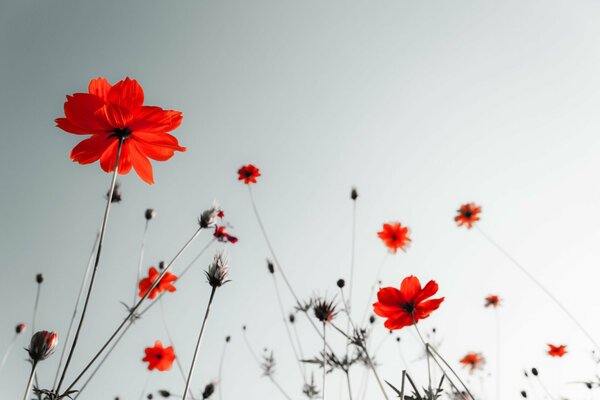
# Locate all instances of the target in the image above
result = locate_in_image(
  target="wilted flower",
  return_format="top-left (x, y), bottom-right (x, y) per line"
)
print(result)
top-left (454, 203), bottom-right (481, 229)
top-left (145, 209), bottom-right (156, 220)
top-left (214, 226), bottom-right (238, 244)
top-left (547, 344), bottom-right (567, 357)
top-left (143, 341), bottom-right (175, 371)
top-left (27, 331), bottom-right (58, 362)
top-left (377, 222), bottom-right (411, 253)
top-left (238, 164), bottom-right (261, 184)
top-left (199, 201), bottom-right (223, 228)
top-left (15, 323), bottom-right (26, 334)
top-left (206, 250), bottom-right (230, 287)
top-left (313, 297), bottom-right (337, 322)
top-left (459, 352), bottom-right (485, 373)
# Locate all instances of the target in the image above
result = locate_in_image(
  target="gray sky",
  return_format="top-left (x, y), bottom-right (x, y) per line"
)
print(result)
top-left (2, 0), bottom-right (600, 398)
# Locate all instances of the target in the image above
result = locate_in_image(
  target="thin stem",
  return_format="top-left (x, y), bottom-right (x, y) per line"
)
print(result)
top-left (56, 138), bottom-right (124, 394)
top-left (476, 226), bottom-right (600, 353)
top-left (411, 319), bottom-right (431, 393)
top-left (23, 361), bottom-right (38, 400)
top-left (0, 334), bottom-right (17, 374)
top-left (268, 376), bottom-right (293, 400)
top-left (61, 226), bottom-right (204, 396)
top-left (361, 253), bottom-right (388, 326)
top-left (53, 232), bottom-right (99, 390)
top-left (344, 370), bottom-right (354, 400)
top-left (495, 309), bottom-right (500, 400)
top-left (534, 375), bottom-right (556, 400)
top-left (242, 327), bottom-right (261, 365)
top-left (133, 220), bottom-right (150, 306)
top-left (31, 283), bottom-right (41, 336)
top-left (217, 338), bottom-right (229, 400)
top-left (427, 345), bottom-right (475, 400)
top-left (139, 372), bottom-right (150, 400)
top-left (271, 274), bottom-right (306, 382)
top-left (183, 286), bottom-right (218, 400)
top-left (322, 322), bottom-right (327, 400)
top-left (349, 197), bottom-right (357, 313)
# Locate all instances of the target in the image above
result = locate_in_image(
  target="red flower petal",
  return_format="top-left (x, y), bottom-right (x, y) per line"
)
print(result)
top-left (107, 77), bottom-right (144, 111)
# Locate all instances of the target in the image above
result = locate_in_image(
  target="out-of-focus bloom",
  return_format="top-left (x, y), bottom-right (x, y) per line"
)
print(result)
top-left (547, 344), bottom-right (567, 357)
top-left (56, 77), bottom-right (185, 184)
top-left (238, 164), bottom-right (260, 184)
top-left (199, 201), bottom-right (223, 228)
top-left (107, 181), bottom-right (123, 203)
top-left (313, 297), bottom-right (337, 322)
top-left (373, 276), bottom-right (444, 330)
top-left (350, 187), bottom-right (358, 200)
top-left (138, 267), bottom-right (177, 300)
top-left (143, 341), bottom-right (175, 371)
top-left (454, 203), bottom-right (481, 229)
top-left (145, 209), bottom-right (156, 220)
top-left (214, 226), bottom-right (238, 244)
top-left (377, 222), bottom-right (411, 253)
top-left (27, 331), bottom-right (58, 362)
top-left (15, 323), bottom-right (26, 334)
top-left (35, 274), bottom-right (44, 284)
top-left (206, 250), bottom-right (230, 287)
top-left (460, 352), bottom-right (485, 373)
top-left (485, 295), bottom-right (501, 308)
top-left (201, 382), bottom-right (215, 399)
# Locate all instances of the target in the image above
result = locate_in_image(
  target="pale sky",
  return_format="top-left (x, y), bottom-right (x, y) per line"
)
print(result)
top-left (2, 0), bottom-right (600, 399)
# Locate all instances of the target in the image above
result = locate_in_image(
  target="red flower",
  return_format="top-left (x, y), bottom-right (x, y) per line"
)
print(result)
top-left (377, 222), bottom-right (411, 253)
top-left (143, 341), bottom-right (175, 371)
top-left (547, 344), bottom-right (567, 357)
top-left (484, 295), bottom-right (501, 308)
top-left (238, 164), bottom-right (261, 184)
top-left (460, 352), bottom-right (485, 373)
top-left (56, 77), bottom-right (185, 184)
top-left (454, 203), bottom-right (481, 229)
top-left (138, 267), bottom-right (177, 300)
top-left (373, 276), bottom-right (444, 330)
top-left (214, 226), bottom-right (238, 244)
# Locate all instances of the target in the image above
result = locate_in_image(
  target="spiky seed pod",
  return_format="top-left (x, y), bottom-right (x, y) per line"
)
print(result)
top-left (205, 250), bottom-right (230, 287)
top-left (199, 201), bottom-right (223, 228)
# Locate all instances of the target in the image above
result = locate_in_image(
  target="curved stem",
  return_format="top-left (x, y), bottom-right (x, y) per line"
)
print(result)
top-left (56, 138), bottom-right (124, 394)
top-left (477, 226), bottom-right (600, 353)
top-left (0, 334), bottom-right (17, 375)
top-left (183, 286), bottom-right (217, 400)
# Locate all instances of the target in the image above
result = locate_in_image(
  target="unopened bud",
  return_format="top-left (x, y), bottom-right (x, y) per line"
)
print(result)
top-left (145, 209), bottom-right (156, 220)
top-left (27, 331), bottom-right (58, 362)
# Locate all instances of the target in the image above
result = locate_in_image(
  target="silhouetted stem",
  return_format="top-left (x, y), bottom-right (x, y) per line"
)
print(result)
top-left (23, 361), bottom-right (38, 400)
top-left (427, 345), bottom-right (475, 400)
top-left (322, 322), bottom-right (327, 400)
top-left (56, 137), bottom-right (124, 394)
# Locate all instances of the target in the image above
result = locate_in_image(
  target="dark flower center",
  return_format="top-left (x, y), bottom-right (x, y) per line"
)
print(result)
top-left (464, 210), bottom-right (472, 218)
top-left (111, 127), bottom-right (132, 140)
top-left (401, 302), bottom-right (415, 314)
top-left (390, 234), bottom-right (398, 241)
top-left (244, 170), bottom-right (253, 178)
top-left (156, 353), bottom-right (163, 359)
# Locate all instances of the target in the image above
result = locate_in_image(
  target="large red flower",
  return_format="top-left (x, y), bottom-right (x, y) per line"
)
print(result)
top-left (460, 352), bottom-right (485, 373)
top-left (547, 344), bottom-right (567, 357)
top-left (138, 267), bottom-right (177, 300)
top-left (142, 341), bottom-right (175, 371)
top-left (56, 77), bottom-right (185, 184)
top-left (238, 164), bottom-right (261, 184)
top-left (373, 276), bottom-right (444, 330)
top-left (454, 203), bottom-right (481, 229)
top-left (377, 222), bottom-right (411, 253)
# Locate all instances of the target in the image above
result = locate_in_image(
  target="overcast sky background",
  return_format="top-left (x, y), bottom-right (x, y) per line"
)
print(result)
top-left (2, 0), bottom-right (600, 399)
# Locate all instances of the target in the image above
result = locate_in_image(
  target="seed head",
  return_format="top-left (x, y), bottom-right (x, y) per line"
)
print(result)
top-left (313, 297), bottom-right (337, 322)
top-left (27, 331), bottom-right (58, 362)
top-left (205, 250), bottom-right (230, 287)
top-left (199, 201), bottom-right (223, 228)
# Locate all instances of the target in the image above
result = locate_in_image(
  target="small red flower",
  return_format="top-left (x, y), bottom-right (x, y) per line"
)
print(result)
top-left (56, 77), bottom-right (185, 184)
top-left (454, 203), bottom-right (481, 229)
top-left (484, 295), bottom-right (501, 308)
top-left (15, 323), bottom-right (26, 334)
top-left (138, 267), bottom-right (177, 300)
top-left (143, 341), bottom-right (175, 371)
top-left (460, 352), bottom-right (485, 373)
top-left (377, 222), bottom-right (411, 253)
top-left (373, 276), bottom-right (444, 330)
top-left (214, 226), bottom-right (238, 244)
top-left (238, 164), bottom-right (261, 184)
top-left (547, 344), bottom-right (567, 357)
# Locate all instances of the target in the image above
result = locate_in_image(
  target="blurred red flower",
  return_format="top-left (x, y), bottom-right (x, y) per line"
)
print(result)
top-left (373, 276), bottom-right (444, 330)
top-left (547, 344), bottom-right (567, 357)
top-left (143, 341), bottom-right (175, 371)
top-left (56, 77), bottom-right (185, 184)
top-left (138, 267), bottom-right (177, 300)
top-left (377, 222), bottom-right (411, 253)
top-left (460, 352), bottom-right (485, 373)
top-left (238, 164), bottom-right (261, 184)
top-left (455, 203), bottom-right (481, 229)
top-left (214, 226), bottom-right (238, 244)
top-left (484, 295), bottom-right (501, 308)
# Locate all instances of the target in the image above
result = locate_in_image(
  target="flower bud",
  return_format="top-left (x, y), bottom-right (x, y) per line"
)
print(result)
top-left (15, 323), bottom-right (26, 334)
top-left (225, 336), bottom-right (231, 343)
top-left (531, 367), bottom-right (538, 376)
top-left (27, 331), bottom-right (58, 362)
top-left (145, 209), bottom-right (156, 220)
top-left (350, 187), bottom-right (358, 200)
top-left (205, 250), bottom-right (230, 287)
top-left (336, 279), bottom-right (345, 288)
top-left (267, 259), bottom-right (275, 274)
top-left (35, 274), bottom-right (44, 284)
top-left (202, 382), bottom-right (215, 399)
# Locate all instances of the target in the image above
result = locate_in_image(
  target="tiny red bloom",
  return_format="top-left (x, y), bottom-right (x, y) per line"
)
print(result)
top-left (238, 164), bottom-right (260, 184)
top-left (15, 323), bottom-right (26, 334)
top-left (138, 267), bottom-right (177, 300)
top-left (56, 77), bottom-right (185, 184)
top-left (373, 276), bottom-right (444, 330)
top-left (455, 203), bottom-right (481, 229)
top-left (547, 344), bottom-right (567, 357)
top-left (214, 226), bottom-right (238, 244)
top-left (143, 341), bottom-right (175, 371)
top-left (377, 222), bottom-right (411, 253)
top-left (460, 352), bottom-right (485, 373)
top-left (484, 295), bottom-right (501, 308)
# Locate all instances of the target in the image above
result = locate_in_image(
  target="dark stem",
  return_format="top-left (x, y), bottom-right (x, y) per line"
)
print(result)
top-left (427, 344), bottom-right (475, 400)
top-left (31, 283), bottom-right (41, 336)
top-left (322, 322), bottom-right (327, 400)
top-left (23, 361), bottom-right (38, 400)
top-left (182, 286), bottom-right (218, 400)
top-left (477, 225), bottom-right (600, 353)
top-left (411, 316), bottom-right (432, 393)
top-left (56, 137), bottom-right (124, 393)
top-left (61, 226), bottom-right (203, 396)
